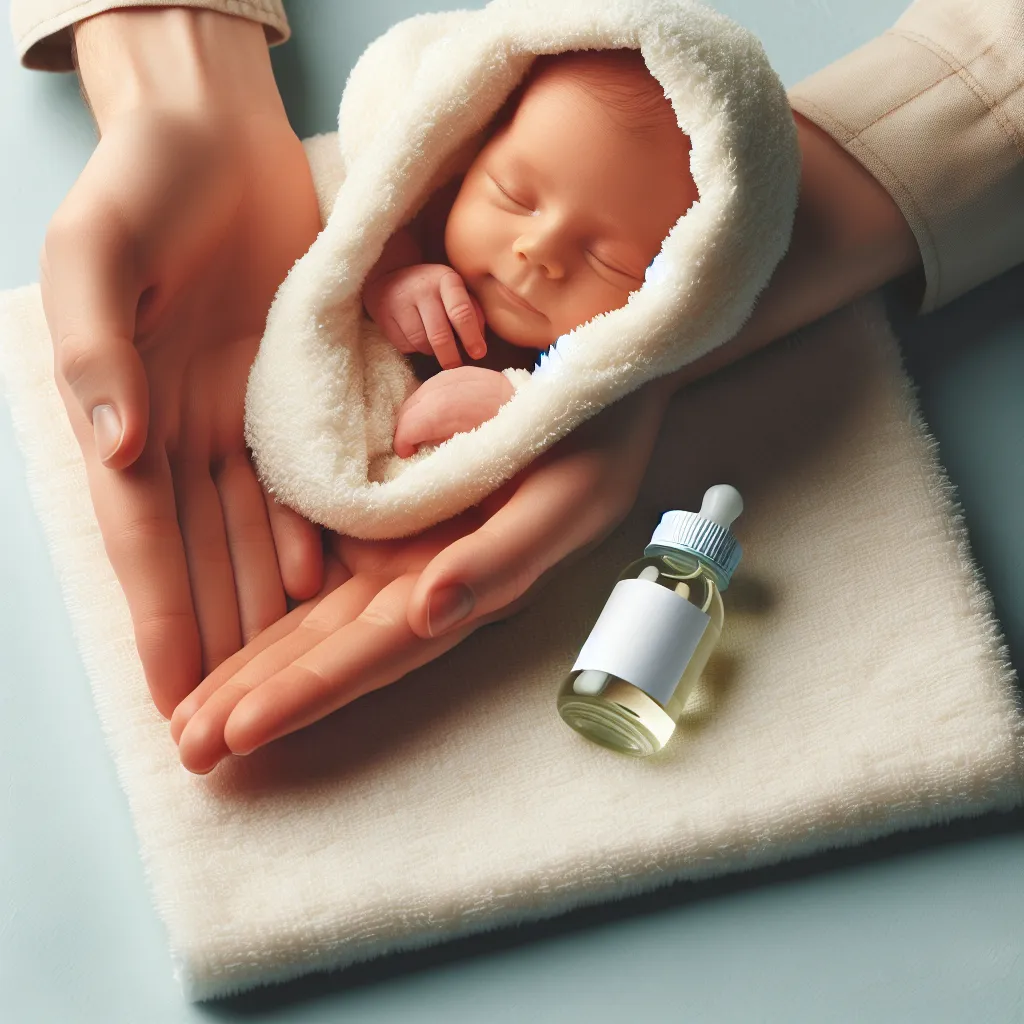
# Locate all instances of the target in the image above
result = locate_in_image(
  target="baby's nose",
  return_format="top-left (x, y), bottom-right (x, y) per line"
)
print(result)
top-left (512, 229), bottom-right (567, 280)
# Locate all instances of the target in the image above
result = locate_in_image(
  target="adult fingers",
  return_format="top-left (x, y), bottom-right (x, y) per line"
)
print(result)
top-left (81, 441), bottom-right (202, 718)
top-left (182, 517), bottom-right (481, 769)
top-left (172, 600), bottom-right (315, 760)
top-left (438, 271), bottom-right (487, 360)
top-left (40, 213), bottom-right (149, 470)
top-left (264, 492), bottom-right (324, 601)
top-left (178, 571), bottom-right (391, 772)
top-left (408, 446), bottom-right (631, 639)
top-left (222, 571), bottom-right (471, 758)
top-left (173, 462), bottom-right (243, 675)
top-left (214, 454), bottom-right (287, 644)
top-left (170, 556), bottom-right (351, 747)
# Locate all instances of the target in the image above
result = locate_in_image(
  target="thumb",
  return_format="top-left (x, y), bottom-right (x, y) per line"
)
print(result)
top-left (40, 221), bottom-right (150, 469)
top-left (408, 468), bottom-right (608, 640)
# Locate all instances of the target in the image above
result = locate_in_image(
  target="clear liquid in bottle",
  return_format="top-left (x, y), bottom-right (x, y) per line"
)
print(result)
top-left (556, 485), bottom-right (742, 757)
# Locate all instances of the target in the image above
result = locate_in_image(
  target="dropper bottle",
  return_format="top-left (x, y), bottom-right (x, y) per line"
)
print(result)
top-left (556, 484), bottom-right (743, 757)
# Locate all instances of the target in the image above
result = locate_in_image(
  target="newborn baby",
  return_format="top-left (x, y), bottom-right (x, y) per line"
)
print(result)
top-left (362, 48), bottom-right (699, 458)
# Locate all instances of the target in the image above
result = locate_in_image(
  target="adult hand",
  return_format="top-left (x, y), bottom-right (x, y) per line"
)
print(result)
top-left (171, 378), bottom-right (672, 772)
top-left (40, 9), bottom-right (325, 718)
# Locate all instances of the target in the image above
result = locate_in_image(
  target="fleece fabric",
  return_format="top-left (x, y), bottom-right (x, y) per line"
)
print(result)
top-left (1, 280), bottom-right (1022, 999)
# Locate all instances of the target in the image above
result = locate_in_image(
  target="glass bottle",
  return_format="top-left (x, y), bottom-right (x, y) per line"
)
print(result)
top-left (556, 484), bottom-right (744, 757)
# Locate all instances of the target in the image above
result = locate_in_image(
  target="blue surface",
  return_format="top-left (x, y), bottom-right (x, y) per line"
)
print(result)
top-left (1, 2), bottom-right (1022, 1020)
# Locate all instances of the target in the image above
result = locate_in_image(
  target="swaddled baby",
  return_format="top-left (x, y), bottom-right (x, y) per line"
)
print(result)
top-left (362, 48), bottom-right (699, 458)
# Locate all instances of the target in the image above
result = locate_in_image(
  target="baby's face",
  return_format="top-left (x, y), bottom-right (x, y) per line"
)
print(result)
top-left (444, 65), bottom-right (696, 350)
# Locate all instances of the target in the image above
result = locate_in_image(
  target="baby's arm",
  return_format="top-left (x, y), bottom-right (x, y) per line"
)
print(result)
top-left (393, 365), bottom-right (516, 457)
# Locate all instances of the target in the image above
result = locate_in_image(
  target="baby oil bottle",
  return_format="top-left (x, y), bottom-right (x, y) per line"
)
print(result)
top-left (556, 484), bottom-right (743, 757)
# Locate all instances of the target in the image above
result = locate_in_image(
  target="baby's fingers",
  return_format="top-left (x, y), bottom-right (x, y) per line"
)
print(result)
top-left (439, 271), bottom-right (487, 360)
top-left (418, 292), bottom-right (463, 369)
top-left (380, 305), bottom-right (428, 356)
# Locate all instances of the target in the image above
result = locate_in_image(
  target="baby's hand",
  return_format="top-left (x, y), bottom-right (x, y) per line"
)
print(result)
top-left (364, 264), bottom-right (487, 370)
top-left (393, 365), bottom-right (516, 458)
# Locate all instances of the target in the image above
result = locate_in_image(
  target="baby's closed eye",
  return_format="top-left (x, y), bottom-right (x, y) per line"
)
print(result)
top-left (586, 248), bottom-right (644, 282)
top-left (488, 174), bottom-right (534, 211)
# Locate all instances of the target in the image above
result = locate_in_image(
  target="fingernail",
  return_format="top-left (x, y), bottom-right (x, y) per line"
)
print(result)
top-left (92, 404), bottom-right (123, 463)
top-left (426, 583), bottom-right (475, 637)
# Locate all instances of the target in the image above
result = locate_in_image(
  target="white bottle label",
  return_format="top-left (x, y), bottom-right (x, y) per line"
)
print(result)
top-left (571, 578), bottom-right (710, 706)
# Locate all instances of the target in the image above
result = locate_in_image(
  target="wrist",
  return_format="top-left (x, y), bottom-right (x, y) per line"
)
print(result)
top-left (73, 7), bottom-right (284, 132)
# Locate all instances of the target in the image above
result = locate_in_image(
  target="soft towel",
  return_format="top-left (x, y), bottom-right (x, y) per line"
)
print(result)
top-left (1, 277), bottom-right (1022, 999)
top-left (245, 0), bottom-right (800, 538)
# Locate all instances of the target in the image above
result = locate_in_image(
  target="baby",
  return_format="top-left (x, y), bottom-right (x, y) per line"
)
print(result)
top-left (362, 48), bottom-right (699, 458)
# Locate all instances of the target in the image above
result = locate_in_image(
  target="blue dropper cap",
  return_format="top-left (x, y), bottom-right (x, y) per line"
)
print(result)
top-left (643, 485), bottom-right (744, 590)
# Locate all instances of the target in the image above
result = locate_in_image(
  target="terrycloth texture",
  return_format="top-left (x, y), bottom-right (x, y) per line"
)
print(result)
top-left (245, 0), bottom-right (800, 539)
top-left (2, 278), bottom-right (1023, 1000)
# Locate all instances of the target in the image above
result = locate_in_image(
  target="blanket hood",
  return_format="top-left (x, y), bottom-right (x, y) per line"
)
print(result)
top-left (245, 0), bottom-right (800, 538)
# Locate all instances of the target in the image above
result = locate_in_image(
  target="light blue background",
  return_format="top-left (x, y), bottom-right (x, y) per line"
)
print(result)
top-left (1, 2), bottom-right (1022, 1021)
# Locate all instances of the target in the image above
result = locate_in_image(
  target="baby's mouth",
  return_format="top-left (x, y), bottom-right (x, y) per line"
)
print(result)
top-left (491, 276), bottom-right (543, 318)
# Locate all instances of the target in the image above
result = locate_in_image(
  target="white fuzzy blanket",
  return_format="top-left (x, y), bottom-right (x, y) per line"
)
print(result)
top-left (1, 280), bottom-right (1021, 1000)
top-left (245, 0), bottom-right (799, 538)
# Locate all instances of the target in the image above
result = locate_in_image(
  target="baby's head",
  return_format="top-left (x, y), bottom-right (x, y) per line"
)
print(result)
top-left (445, 48), bottom-right (697, 350)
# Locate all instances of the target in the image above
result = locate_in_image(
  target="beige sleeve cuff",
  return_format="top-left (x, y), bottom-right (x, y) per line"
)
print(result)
top-left (788, 0), bottom-right (1024, 314)
top-left (11, 0), bottom-right (289, 72)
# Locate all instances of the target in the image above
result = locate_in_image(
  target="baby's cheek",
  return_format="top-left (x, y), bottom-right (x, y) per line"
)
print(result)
top-left (444, 192), bottom-right (489, 277)
top-left (551, 279), bottom-right (633, 338)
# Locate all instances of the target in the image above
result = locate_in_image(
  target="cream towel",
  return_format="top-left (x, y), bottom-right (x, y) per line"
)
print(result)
top-left (245, 0), bottom-right (800, 538)
top-left (1, 278), bottom-right (1022, 999)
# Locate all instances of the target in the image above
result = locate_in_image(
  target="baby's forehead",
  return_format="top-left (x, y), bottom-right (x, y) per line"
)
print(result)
top-left (503, 51), bottom-right (683, 149)
top-left (517, 58), bottom-right (645, 114)
top-left (496, 73), bottom-right (682, 169)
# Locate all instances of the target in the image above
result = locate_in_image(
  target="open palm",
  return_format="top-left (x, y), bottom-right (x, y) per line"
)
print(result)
top-left (171, 379), bottom-right (672, 773)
